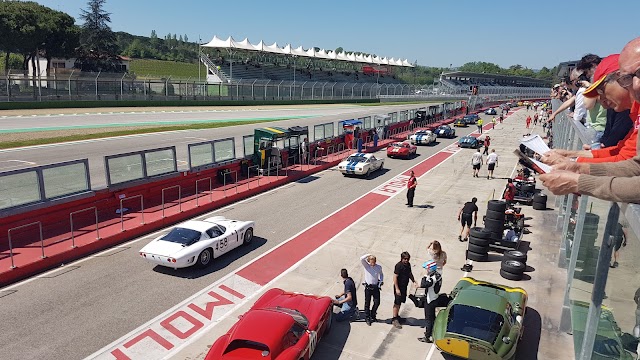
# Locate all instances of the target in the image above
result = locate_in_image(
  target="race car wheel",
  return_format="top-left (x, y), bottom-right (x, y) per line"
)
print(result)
top-left (365, 169), bottom-right (371, 178)
top-left (485, 210), bottom-right (506, 221)
top-left (469, 236), bottom-right (491, 247)
top-left (488, 200), bottom-right (507, 212)
top-left (501, 260), bottom-right (525, 274)
top-left (469, 227), bottom-right (491, 239)
top-left (197, 248), bottom-right (213, 268)
top-left (504, 250), bottom-right (527, 263)
top-left (467, 243), bottom-right (489, 254)
top-left (325, 307), bottom-right (333, 334)
top-left (466, 251), bottom-right (489, 262)
top-left (500, 268), bottom-right (523, 281)
top-left (243, 228), bottom-right (254, 245)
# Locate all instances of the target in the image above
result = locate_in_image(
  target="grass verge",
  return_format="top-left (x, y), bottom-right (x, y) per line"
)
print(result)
top-left (0, 119), bottom-right (278, 149)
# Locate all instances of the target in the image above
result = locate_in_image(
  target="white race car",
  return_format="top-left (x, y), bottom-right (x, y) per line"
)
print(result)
top-left (139, 216), bottom-right (254, 269)
top-left (409, 130), bottom-right (437, 145)
top-left (337, 153), bottom-right (384, 177)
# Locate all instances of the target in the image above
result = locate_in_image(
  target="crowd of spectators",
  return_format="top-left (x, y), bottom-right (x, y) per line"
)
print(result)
top-left (540, 37), bottom-right (640, 204)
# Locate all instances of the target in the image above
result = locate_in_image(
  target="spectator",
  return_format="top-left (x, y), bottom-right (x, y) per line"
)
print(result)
top-left (471, 148), bottom-right (483, 178)
top-left (549, 69), bottom-right (588, 123)
top-left (503, 178), bottom-right (516, 205)
top-left (406, 170), bottom-right (417, 207)
top-left (542, 54), bottom-right (635, 165)
top-left (487, 149), bottom-right (499, 179)
top-left (483, 136), bottom-right (491, 155)
top-left (360, 254), bottom-right (383, 326)
top-left (333, 268), bottom-right (358, 322)
top-left (427, 241), bottom-right (447, 273)
top-left (417, 262), bottom-right (452, 343)
top-left (392, 251), bottom-right (415, 329)
top-left (457, 197), bottom-right (478, 242)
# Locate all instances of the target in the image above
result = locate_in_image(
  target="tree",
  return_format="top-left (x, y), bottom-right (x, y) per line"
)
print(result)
top-left (76, 0), bottom-right (120, 71)
top-left (150, 30), bottom-right (158, 49)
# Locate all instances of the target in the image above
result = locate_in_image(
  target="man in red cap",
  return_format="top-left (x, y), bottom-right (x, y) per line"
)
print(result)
top-left (539, 38), bottom-right (640, 203)
top-left (542, 54), bottom-right (635, 165)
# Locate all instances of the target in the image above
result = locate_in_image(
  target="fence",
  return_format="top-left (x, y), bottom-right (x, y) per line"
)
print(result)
top-left (1, 70), bottom-right (550, 102)
top-left (550, 99), bottom-right (640, 360)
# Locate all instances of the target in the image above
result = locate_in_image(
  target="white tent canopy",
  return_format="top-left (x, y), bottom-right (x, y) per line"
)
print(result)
top-left (202, 35), bottom-right (413, 67)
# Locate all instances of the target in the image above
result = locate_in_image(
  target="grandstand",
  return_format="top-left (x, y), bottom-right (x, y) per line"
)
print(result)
top-left (439, 71), bottom-right (551, 96)
top-left (200, 36), bottom-right (409, 85)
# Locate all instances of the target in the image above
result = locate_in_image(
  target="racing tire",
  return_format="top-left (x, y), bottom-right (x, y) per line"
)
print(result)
top-left (484, 218), bottom-right (504, 232)
top-left (504, 250), bottom-right (527, 263)
top-left (501, 260), bottom-right (526, 274)
top-left (469, 227), bottom-right (491, 239)
top-left (325, 307), bottom-right (333, 334)
top-left (532, 202), bottom-right (546, 210)
top-left (365, 169), bottom-right (371, 178)
top-left (488, 200), bottom-right (507, 213)
top-left (469, 236), bottom-right (491, 247)
top-left (197, 248), bottom-right (213, 268)
top-left (468, 243), bottom-right (489, 254)
top-left (467, 251), bottom-right (489, 262)
top-left (489, 230), bottom-right (503, 240)
top-left (243, 228), bottom-right (254, 245)
top-left (500, 268), bottom-right (523, 281)
top-left (522, 183), bottom-right (536, 193)
top-left (485, 210), bottom-right (506, 221)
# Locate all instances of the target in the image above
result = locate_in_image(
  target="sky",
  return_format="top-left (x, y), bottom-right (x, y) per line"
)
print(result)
top-left (32, 0), bottom-right (640, 70)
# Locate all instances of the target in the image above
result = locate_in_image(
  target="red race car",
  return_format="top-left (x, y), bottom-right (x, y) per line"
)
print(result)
top-left (205, 288), bottom-right (333, 360)
top-left (386, 140), bottom-right (417, 159)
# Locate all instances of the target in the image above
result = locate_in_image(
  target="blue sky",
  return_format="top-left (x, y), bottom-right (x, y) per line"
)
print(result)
top-left (34, 0), bottom-right (639, 69)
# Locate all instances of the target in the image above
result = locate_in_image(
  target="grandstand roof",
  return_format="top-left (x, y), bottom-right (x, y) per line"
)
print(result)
top-left (442, 71), bottom-right (548, 85)
top-left (202, 35), bottom-right (413, 67)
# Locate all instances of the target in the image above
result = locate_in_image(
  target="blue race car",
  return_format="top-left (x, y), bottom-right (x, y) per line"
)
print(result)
top-left (434, 125), bottom-right (456, 138)
top-left (458, 136), bottom-right (481, 149)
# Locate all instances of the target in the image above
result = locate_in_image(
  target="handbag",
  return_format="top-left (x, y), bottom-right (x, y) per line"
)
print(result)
top-left (410, 287), bottom-right (427, 308)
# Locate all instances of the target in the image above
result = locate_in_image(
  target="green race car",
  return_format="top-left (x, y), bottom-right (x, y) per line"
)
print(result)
top-left (433, 277), bottom-right (527, 360)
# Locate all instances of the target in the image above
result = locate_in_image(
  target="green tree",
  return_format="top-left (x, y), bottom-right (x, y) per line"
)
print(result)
top-left (150, 30), bottom-right (158, 49)
top-left (76, 0), bottom-right (120, 71)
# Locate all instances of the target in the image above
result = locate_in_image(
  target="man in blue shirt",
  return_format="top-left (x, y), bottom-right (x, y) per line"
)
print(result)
top-left (333, 268), bottom-right (358, 322)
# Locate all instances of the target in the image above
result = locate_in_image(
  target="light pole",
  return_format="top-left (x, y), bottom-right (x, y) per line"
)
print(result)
top-left (198, 35), bottom-right (201, 83)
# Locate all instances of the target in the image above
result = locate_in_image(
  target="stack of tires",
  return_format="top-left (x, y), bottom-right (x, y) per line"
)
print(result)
top-left (500, 250), bottom-right (527, 281)
top-left (532, 193), bottom-right (547, 210)
top-left (485, 200), bottom-right (506, 241)
top-left (467, 227), bottom-right (491, 262)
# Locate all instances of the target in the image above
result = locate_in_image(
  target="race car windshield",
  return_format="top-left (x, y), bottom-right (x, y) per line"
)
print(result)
top-left (446, 304), bottom-right (504, 344)
top-left (267, 307), bottom-right (309, 328)
top-left (161, 227), bottom-right (201, 245)
top-left (346, 156), bottom-right (366, 163)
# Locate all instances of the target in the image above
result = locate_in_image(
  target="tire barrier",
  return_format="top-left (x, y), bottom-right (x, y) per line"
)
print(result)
top-left (532, 193), bottom-right (547, 210)
top-left (487, 200), bottom-right (507, 212)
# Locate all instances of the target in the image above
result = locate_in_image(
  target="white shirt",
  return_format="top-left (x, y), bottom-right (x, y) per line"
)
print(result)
top-left (360, 254), bottom-right (384, 285)
top-left (574, 87), bottom-right (587, 122)
top-left (471, 152), bottom-right (483, 165)
top-left (487, 153), bottom-right (498, 164)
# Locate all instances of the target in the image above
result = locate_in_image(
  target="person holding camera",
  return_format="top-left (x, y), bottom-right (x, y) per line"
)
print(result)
top-left (360, 253), bottom-right (384, 326)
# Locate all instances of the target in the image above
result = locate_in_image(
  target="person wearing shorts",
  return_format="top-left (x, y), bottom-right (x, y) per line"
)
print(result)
top-left (392, 251), bottom-right (415, 329)
top-left (457, 197), bottom-right (478, 242)
top-left (471, 150), bottom-right (483, 178)
top-left (486, 149), bottom-right (498, 179)
top-left (611, 222), bottom-right (627, 268)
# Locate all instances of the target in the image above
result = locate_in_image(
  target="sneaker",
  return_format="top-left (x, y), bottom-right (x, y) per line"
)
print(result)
top-left (418, 336), bottom-right (433, 343)
top-left (487, 176), bottom-right (490, 179)
top-left (458, 235), bottom-right (462, 241)
top-left (371, 317), bottom-right (378, 323)
top-left (392, 319), bottom-right (402, 329)
top-left (366, 317), bottom-right (372, 326)
top-left (611, 261), bottom-right (619, 268)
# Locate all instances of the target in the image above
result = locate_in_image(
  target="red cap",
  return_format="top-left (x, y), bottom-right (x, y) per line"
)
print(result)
top-left (584, 54), bottom-right (620, 98)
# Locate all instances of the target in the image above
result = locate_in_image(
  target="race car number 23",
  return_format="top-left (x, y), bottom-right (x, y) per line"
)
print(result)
top-left (215, 238), bottom-right (229, 251)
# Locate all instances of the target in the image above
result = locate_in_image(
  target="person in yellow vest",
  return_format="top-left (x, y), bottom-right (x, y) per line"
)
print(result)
top-left (476, 118), bottom-right (483, 134)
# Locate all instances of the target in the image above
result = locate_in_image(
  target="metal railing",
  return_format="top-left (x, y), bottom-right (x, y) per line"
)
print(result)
top-left (7, 221), bottom-right (43, 269)
top-left (161, 185), bottom-right (182, 218)
top-left (120, 195), bottom-right (144, 231)
top-left (550, 99), bottom-right (640, 360)
top-left (195, 177), bottom-right (213, 206)
top-left (69, 207), bottom-right (100, 248)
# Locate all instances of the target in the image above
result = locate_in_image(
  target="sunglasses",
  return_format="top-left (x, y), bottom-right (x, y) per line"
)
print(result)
top-left (596, 72), bottom-right (620, 95)
top-left (616, 68), bottom-right (640, 88)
